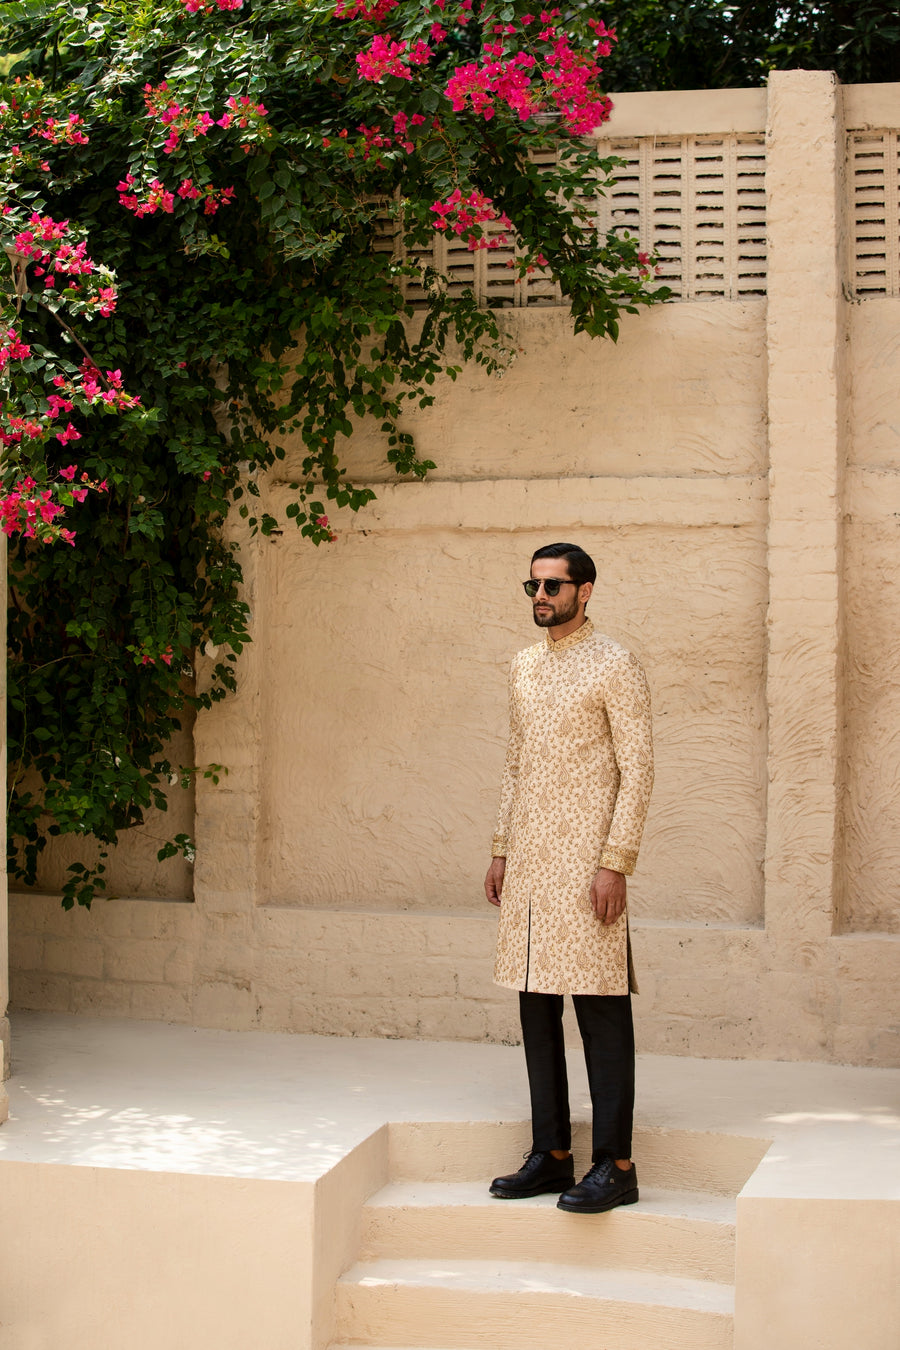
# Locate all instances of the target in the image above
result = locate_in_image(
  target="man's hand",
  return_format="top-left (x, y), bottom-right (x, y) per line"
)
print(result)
top-left (590, 868), bottom-right (626, 925)
top-left (485, 857), bottom-right (506, 907)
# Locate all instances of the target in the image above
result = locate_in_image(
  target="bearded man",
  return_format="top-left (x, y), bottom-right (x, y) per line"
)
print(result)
top-left (484, 541), bottom-right (654, 1214)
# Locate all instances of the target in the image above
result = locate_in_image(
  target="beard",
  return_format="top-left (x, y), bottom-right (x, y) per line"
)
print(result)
top-left (532, 592), bottom-right (581, 627)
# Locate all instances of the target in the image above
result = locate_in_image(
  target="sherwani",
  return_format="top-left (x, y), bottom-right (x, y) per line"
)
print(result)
top-left (492, 619), bottom-right (653, 997)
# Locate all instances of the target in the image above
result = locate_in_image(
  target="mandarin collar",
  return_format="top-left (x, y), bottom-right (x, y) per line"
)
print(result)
top-left (545, 617), bottom-right (594, 653)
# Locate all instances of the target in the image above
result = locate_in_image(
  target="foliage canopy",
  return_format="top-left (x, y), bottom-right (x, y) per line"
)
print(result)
top-left (0, 0), bottom-right (667, 905)
top-left (600, 1), bottom-right (900, 91)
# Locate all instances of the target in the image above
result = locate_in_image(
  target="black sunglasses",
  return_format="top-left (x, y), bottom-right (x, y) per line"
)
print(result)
top-left (522, 578), bottom-right (578, 598)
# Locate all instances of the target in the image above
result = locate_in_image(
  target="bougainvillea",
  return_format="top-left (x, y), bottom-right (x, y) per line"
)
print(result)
top-left (0, 195), bottom-right (144, 546)
top-left (0, 0), bottom-right (667, 907)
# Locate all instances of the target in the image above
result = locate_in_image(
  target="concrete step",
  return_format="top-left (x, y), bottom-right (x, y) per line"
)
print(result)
top-left (335, 1256), bottom-right (734, 1350)
top-left (359, 1180), bottom-right (735, 1283)
top-left (388, 1120), bottom-right (769, 1196)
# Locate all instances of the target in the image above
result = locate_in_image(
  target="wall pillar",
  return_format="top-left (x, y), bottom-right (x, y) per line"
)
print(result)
top-left (763, 72), bottom-right (848, 1028)
top-left (190, 513), bottom-right (266, 1029)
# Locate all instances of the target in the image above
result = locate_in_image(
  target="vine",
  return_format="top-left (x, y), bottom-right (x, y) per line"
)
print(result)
top-left (0, 0), bottom-right (667, 907)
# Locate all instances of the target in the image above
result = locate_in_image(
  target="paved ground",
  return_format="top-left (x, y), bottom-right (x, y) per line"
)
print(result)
top-left (1, 1011), bottom-right (899, 1195)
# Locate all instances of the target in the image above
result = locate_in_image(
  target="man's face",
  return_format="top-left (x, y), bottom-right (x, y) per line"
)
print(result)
top-left (529, 557), bottom-right (582, 628)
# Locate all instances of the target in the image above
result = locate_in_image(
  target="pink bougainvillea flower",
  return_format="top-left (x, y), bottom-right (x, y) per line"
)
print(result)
top-left (334, 0), bottom-right (398, 19)
top-left (357, 34), bottom-right (432, 82)
top-left (430, 188), bottom-right (512, 249)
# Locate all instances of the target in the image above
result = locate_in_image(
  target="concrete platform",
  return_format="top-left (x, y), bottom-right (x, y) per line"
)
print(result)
top-left (5, 1011), bottom-right (900, 1181)
top-left (1, 1012), bottom-right (900, 1349)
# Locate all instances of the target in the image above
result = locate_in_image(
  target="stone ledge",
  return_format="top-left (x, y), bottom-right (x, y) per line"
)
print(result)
top-left (8, 899), bottom-right (900, 1062)
top-left (267, 475), bottom-right (768, 532)
top-left (843, 82), bottom-right (900, 131)
top-left (594, 86), bottom-right (767, 138)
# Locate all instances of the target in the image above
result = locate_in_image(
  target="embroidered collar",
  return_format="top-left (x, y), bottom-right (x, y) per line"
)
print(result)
top-left (545, 617), bottom-right (594, 653)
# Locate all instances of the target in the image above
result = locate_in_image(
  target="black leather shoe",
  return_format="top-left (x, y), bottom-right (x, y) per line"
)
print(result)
top-left (489, 1150), bottom-right (576, 1199)
top-left (556, 1157), bottom-right (639, 1213)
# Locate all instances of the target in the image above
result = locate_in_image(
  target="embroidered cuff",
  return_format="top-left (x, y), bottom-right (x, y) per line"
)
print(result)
top-left (599, 844), bottom-right (638, 876)
top-left (491, 834), bottom-right (508, 858)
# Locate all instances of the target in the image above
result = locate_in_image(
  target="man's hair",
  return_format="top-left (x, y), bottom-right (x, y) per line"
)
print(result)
top-left (530, 542), bottom-right (597, 587)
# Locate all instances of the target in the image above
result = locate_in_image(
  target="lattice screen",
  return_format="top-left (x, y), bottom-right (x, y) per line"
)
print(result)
top-left (596, 135), bottom-right (767, 300)
top-left (371, 151), bottom-right (559, 308)
top-left (849, 131), bottom-right (900, 296)
top-left (376, 133), bottom-right (767, 306)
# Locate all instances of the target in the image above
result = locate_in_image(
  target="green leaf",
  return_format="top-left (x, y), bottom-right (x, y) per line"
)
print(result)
top-left (0, 0), bottom-right (670, 910)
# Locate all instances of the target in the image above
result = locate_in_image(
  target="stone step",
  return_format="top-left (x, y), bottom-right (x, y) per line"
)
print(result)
top-left (359, 1180), bottom-right (735, 1284)
top-left (388, 1119), bottom-right (769, 1196)
top-left (335, 1256), bottom-right (734, 1350)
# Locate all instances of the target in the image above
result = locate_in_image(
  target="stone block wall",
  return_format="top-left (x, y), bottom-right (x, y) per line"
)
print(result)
top-left (8, 73), bottom-right (900, 1067)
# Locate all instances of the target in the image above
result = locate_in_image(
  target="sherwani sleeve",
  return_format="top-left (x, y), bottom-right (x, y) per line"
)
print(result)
top-left (491, 654), bottom-right (523, 857)
top-left (598, 652), bottom-right (654, 876)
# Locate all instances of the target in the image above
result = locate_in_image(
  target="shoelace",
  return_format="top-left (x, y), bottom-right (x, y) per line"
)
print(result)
top-left (520, 1150), bottom-right (568, 1174)
top-left (583, 1157), bottom-right (616, 1183)
top-left (520, 1150), bottom-right (547, 1173)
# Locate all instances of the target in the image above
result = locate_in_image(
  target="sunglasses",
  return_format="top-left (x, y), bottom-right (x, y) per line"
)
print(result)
top-left (522, 578), bottom-right (578, 598)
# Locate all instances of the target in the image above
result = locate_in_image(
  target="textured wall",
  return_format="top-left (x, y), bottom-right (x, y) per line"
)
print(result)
top-left (9, 77), bottom-right (900, 1068)
top-left (842, 301), bottom-right (900, 933)
top-left (260, 516), bottom-right (767, 928)
top-left (9, 717), bottom-right (195, 902)
top-left (265, 300), bottom-right (768, 926)
top-left (281, 303), bottom-right (767, 484)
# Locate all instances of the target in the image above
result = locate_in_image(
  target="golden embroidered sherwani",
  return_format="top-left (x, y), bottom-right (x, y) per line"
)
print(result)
top-left (492, 619), bottom-right (653, 996)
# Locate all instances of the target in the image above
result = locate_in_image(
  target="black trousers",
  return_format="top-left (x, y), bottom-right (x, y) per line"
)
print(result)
top-left (519, 990), bottom-right (635, 1163)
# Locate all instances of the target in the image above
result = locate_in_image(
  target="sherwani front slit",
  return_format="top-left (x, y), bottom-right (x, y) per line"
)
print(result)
top-left (492, 619), bottom-right (653, 1161)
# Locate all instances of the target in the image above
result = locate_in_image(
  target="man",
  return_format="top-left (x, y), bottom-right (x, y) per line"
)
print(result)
top-left (484, 542), bottom-right (653, 1214)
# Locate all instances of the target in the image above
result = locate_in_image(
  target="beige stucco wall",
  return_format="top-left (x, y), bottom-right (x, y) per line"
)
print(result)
top-left (13, 718), bottom-right (195, 903)
top-left (286, 302), bottom-right (768, 484)
top-left (260, 450), bottom-right (768, 929)
top-left (0, 1161), bottom-right (318, 1350)
top-left (736, 1199), bottom-right (900, 1350)
top-left (8, 73), bottom-right (900, 1067)
top-left (842, 299), bottom-right (900, 934)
